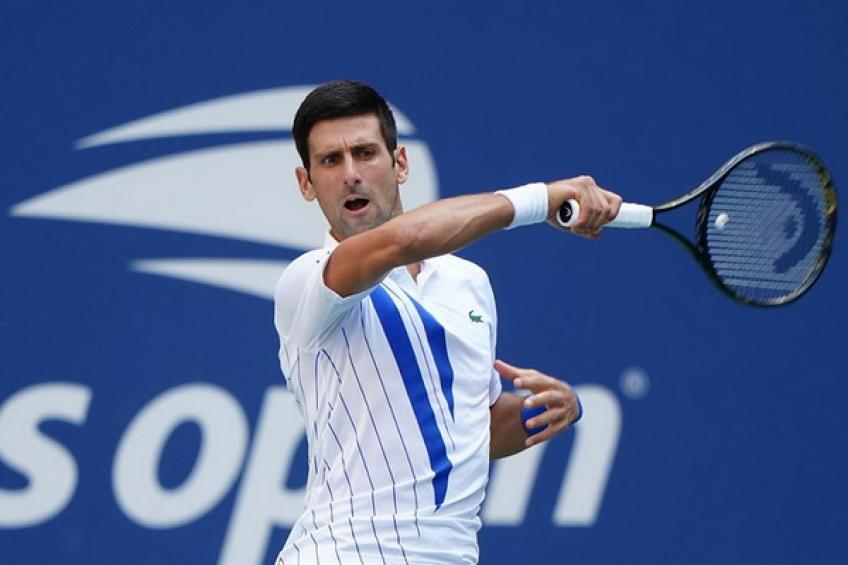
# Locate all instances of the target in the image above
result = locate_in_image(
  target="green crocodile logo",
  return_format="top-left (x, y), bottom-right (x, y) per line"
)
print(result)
top-left (468, 310), bottom-right (484, 323)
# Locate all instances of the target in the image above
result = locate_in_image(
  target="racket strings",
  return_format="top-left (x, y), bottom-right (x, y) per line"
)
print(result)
top-left (703, 150), bottom-right (832, 304)
top-left (711, 179), bottom-right (824, 288)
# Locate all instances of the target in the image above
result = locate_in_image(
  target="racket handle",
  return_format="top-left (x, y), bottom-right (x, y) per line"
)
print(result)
top-left (556, 200), bottom-right (654, 229)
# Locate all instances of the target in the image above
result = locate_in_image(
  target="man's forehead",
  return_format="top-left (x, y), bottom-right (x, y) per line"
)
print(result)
top-left (308, 114), bottom-right (383, 153)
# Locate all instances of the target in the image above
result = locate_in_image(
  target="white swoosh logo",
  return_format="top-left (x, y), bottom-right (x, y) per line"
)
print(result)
top-left (9, 86), bottom-right (439, 299)
top-left (75, 85), bottom-right (418, 149)
top-left (131, 258), bottom-right (288, 300)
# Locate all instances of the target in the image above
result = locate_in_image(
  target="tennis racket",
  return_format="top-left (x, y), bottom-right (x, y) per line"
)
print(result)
top-left (557, 141), bottom-right (838, 306)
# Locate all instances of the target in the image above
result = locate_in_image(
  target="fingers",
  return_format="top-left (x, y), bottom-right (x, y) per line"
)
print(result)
top-left (510, 370), bottom-right (561, 393)
top-left (524, 407), bottom-right (572, 446)
top-left (495, 360), bottom-right (563, 392)
top-left (495, 360), bottom-right (582, 447)
top-left (493, 359), bottom-right (522, 380)
top-left (571, 177), bottom-right (614, 233)
top-left (496, 360), bottom-right (574, 399)
top-left (523, 396), bottom-right (581, 447)
top-left (525, 419), bottom-right (564, 447)
top-left (571, 228), bottom-right (601, 240)
top-left (573, 176), bottom-right (602, 228)
top-left (547, 175), bottom-right (622, 239)
top-left (520, 388), bottom-right (580, 447)
top-left (523, 389), bottom-right (567, 409)
top-left (604, 189), bottom-right (623, 219)
top-left (523, 388), bottom-right (580, 425)
top-left (523, 394), bottom-right (580, 427)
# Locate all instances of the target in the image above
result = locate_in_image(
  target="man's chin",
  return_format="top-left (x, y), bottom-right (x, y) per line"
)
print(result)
top-left (332, 205), bottom-right (400, 240)
top-left (334, 216), bottom-right (381, 240)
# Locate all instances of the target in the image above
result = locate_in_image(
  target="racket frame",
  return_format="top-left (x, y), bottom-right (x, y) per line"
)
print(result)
top-left (654, 141), bottom-right (838, 307)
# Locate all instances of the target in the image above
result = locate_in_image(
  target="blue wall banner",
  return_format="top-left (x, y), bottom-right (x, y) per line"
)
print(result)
top-left (2, 2), bottom-right (847, 564)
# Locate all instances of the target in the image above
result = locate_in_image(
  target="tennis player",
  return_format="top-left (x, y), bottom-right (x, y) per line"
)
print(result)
top-left (273, 80), bottom-right (621, 564)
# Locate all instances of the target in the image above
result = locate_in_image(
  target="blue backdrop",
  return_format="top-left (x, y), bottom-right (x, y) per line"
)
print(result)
top-left (2, 2), bottom-right (847, 564)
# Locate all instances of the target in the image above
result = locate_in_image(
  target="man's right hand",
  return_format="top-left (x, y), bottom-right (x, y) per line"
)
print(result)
top-left (545, 176), bottom-right (622, 239)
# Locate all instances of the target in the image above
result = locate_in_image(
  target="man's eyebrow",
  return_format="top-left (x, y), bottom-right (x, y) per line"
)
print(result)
top-left (314, 142), bottom-right (380, 159)
top-left (313, 148), bottom-right (342, 160)
top-left (351, 142), bottom-right (380, 151)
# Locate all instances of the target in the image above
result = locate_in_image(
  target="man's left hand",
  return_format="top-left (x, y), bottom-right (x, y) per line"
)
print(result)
top-left (494, 359), bottom-right (582, 447)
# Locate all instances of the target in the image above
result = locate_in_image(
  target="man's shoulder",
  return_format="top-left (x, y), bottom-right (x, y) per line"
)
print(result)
top-left (282, 248), bottom-right (333, 275)
top-left (287, 248), bottom-right (332, 271)
top-left (275, 248), bottom-right (331, 300)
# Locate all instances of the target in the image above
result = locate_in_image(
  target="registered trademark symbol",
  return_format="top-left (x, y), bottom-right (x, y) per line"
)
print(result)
top-left (619, 367), bottom-right (649, 399)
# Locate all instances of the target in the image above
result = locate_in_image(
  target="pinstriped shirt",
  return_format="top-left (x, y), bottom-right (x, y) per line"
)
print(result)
top-left (273, 234), bottom-right (501, 565)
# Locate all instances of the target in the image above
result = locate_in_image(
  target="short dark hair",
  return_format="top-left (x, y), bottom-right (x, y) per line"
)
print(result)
top-left (292, 80), bottom-right (398, 169)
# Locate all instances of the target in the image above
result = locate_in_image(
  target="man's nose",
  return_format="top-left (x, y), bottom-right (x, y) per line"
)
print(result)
top-left (342, 155), bottom-right (361, 187)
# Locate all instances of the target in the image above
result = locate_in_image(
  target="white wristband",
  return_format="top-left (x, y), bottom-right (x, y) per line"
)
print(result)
top-left (495, 182), bottom-right (550, 229)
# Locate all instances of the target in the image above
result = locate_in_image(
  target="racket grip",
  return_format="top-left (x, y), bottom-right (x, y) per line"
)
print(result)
top-left (556, 200), bottom-right (654, 229)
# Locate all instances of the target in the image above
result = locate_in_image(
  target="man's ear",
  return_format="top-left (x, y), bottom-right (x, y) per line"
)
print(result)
top-left (295, 167), bottom-right (316, 201)
top-left (394, 146), bottom-right (409, 184)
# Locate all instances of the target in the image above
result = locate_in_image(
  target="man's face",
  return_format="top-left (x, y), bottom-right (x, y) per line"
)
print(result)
top-left (295, 114), bottom-right (408, 241)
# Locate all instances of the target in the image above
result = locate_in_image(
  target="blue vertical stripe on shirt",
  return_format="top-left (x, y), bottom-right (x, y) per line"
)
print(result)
top-left (369, 285), bottom-right (452, 509)
top-left (404, 292), bottom-right (456, 420)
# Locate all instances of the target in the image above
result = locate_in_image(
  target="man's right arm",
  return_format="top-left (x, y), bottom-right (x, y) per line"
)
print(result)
top-left (325, 176), bottom-right (622, 297)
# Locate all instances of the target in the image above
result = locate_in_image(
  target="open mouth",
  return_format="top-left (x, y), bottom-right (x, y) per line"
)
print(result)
top-left (344, 198), bottom-right (370, 212)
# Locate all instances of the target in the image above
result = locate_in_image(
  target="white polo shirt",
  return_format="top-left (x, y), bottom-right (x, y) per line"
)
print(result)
top-left (273, 234), bottom-right (501, 565)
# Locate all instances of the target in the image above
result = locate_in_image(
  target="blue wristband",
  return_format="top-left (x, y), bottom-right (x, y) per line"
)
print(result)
top-left (573, 390), bottom-right (583, 424)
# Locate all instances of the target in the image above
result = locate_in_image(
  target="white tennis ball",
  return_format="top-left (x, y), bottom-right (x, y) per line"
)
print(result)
top-left (715, 212), bottom-right (730, 230)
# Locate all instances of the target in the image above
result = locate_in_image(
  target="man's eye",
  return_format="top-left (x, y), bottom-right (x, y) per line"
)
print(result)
top-left (358, 148), bottom-right (376, 159)
top-left (322, 155), bottom-right (338, 165)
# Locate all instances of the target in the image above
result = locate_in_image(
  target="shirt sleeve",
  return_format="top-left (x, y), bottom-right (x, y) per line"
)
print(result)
top-left (274, 248), bottom-right (373, 350)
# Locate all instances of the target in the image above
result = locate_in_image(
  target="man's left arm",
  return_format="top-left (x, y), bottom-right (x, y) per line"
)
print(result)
top-left (489, 360), bottom-right (582, 459)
